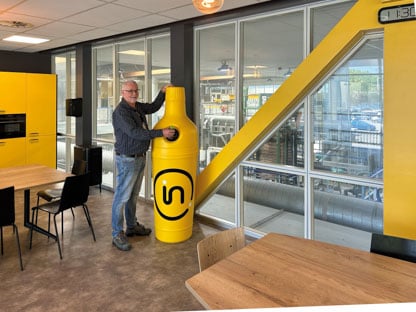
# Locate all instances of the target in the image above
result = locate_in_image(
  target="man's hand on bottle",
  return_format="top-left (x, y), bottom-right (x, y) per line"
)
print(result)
top-left (162, 128), bottom-right (177, 140)
top-left (161, 84), bottom-right (173, 93)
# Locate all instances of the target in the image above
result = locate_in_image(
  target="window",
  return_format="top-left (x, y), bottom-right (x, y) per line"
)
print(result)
top-left (52, 51), bottom-right (76, 171)
top-left (92, 34), bottom-right (170, 191)
top-left (195, 1), bottom-right (377, 250)
top-left (311, 36), bottom-right (383, 249)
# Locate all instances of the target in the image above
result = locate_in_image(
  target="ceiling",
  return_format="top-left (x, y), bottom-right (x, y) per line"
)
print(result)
top-left (0, 0), bottom-right (270, 53)
top-left (0, 0), bottom-right (361, 83)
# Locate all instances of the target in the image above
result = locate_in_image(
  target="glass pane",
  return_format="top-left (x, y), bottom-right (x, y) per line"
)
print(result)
top-left (312, 37), bottom-right (383, 180)
top-left (57, 136), bottom-right (75, 171)
top-left (118, 39), bottom-right (145, 100)
top-left (197, 23), bottom-right (236, 170)
top-left (311, 1), bottom-right (356, 49)
top-left (313, 177), bottom-right (382, 250)
top-left (95, 45), bottom-right (115, 141)
top-left (99, 141), bottom-right (114, 188)
top-left (242, 10), bottom-right (304, 123)
top-left (248, 106), bottom-right (304, 167)
top-left (197, 174), bottom-right (236, 224)
top-left (149, 35), bottom-right (171, 127)
top-left (57, 135), bottom-right (68, 169)
top-left (70, 53), bottom-right (76, 135)
top-left (55, 52), bottom-right (76, 136)
top-left (54, 54), bottom-right (67, 135)
top-left (54, 51), bottom-right (76, 171)
top-left (242, 166), bottom-right (304, 237)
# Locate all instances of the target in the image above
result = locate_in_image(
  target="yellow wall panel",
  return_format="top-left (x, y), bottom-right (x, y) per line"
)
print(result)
top-left (384, 21), bottom-right (416, 239)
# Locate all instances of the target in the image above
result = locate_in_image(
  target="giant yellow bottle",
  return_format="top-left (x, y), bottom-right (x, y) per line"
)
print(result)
top-left (152, 86), bottom-right (198, 243)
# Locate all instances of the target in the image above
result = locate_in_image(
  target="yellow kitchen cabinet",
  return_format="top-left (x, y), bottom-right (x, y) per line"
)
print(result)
top-left (26, 73), bottom-right (57, 168)
top-left (0, 72), bottom-right (57, 168)
top-left (26, 135), bottom-right (56, 168)
top-left (0, 72), bottom-right (27, 114)
top-left (26, 73), bottom-right (57, 136)
top-left (0, 138), bottom-right (26, 168)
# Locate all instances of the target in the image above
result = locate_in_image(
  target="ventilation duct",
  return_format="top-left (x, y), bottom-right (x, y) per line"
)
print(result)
top-left (218, 177), bottom-right (383, 233)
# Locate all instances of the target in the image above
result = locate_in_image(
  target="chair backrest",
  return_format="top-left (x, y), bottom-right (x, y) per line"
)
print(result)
top-left (0, 186), bottom-right (15, 226)
top-left (197, 227), bottom-right (246, 272)
top-left (370, 233), bottom-right (416, 263)
top-left (71, 159), bottom-right (87, 175)
top-left (59, 173), bottom-right (90, 212)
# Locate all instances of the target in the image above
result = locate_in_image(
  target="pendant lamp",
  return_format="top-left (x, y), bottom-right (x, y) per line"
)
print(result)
top-left (193, 0), bottom-right (224, 14)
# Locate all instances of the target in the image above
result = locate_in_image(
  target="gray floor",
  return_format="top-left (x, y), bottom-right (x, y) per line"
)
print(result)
top-left (0, 185), bottom-right (219, 312)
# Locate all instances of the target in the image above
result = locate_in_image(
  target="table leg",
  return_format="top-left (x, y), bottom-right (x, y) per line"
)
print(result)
top-left (24, 189), bottom-right (30, 225)
top-left (23, 189), bottom-right (57, 240)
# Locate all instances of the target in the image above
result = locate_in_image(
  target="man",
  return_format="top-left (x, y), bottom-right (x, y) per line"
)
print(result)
top-left (111, 80), bottom-right (176, 251)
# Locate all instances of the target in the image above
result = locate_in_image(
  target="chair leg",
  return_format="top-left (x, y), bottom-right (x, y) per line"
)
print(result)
top-left (1, 227), bottom-right (3, 255)
top-left (13, 224), bottom-right (24, 271)
top-left (47, 213), bottom-right (51, 241)
top-left (53, 214), bottom-right (63, 259)
top-left (61, 211), bottom-right (64, 236)
top-left (29, 207), bottom-right (37, 249)
top-left (82, 204), bottom-right (96, 241)
top-left (70, 208), bottom-right (75, 218)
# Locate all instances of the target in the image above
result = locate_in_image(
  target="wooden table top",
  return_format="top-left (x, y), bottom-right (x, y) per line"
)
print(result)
top-left (0, 164), bottom-right (71, 190)
top-left (185, 233), bottom-right (416, 310)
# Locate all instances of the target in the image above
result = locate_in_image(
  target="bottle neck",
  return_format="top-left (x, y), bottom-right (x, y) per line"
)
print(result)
top-left (164, 87), bottom-right (186, 117)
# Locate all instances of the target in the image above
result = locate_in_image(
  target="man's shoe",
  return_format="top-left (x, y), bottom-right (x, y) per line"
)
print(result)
top-left (126, 222), bottom-right (152, 237)
top-left (112, 231), bottom-right (131, 251)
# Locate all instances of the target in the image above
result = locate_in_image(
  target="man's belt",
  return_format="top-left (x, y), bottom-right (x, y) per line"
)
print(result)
top-left (115, 152), bottom-right (145, 158)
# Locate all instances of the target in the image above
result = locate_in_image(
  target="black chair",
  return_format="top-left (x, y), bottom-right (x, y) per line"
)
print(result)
top-left (0, 186), bottom-right (23, 271)
top-left (370, 233), bottom-right (416, 263)
top-left (29, 173), bottom-right (96, 259)
top-left (36, 160), bottom-right (87, 234)
top-left (36, 159), bottom-right (87, 206)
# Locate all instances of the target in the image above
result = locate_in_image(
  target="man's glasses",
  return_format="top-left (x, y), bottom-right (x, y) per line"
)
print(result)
top-left (122, 89), bottom-right (139, 93)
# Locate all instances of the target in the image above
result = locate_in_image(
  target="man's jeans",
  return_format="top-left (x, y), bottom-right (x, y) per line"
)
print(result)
top-left (111, 154), bottom-right (146, 238)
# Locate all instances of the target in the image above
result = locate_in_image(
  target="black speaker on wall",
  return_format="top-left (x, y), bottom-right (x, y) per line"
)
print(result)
top-left (66, 98), bottom-right (83, 117)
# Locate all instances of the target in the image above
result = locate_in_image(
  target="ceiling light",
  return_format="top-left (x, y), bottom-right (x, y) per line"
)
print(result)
top-left (218, 60), bottom-right (231, 72)
top-left (54, 57), bottom-right (67, 64)
top-left (193, 0), bottom-right (224, 14)
top-left (3, 35), bottom-right (49, 44)
top-left (118, 50), bottom-right (145, 56)
top-left (119, 68), bottom-right (171, 78)
top-left (201, 74), bottom-right (234, 80)
top-left (152, 68), bottom-right (171, 75)
top-left (246, 65), bottom-right (267, 69)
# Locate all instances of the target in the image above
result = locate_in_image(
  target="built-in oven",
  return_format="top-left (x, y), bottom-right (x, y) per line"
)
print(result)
top-left (0, 114), bottom-right (26, 139)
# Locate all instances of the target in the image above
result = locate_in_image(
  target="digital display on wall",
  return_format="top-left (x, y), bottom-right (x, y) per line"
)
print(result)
top-left (378, 3), bottom-right (416, 24)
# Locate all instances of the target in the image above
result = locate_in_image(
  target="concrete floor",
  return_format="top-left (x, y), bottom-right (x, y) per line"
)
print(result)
top-left (0, 185), bottom-right (219, 312)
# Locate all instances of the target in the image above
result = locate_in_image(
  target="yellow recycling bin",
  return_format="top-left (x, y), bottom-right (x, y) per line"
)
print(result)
top-left (152, 86), bottom-right (198, 243)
